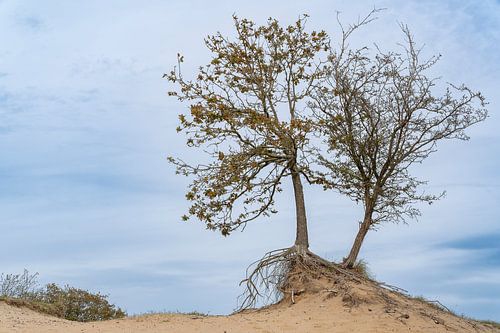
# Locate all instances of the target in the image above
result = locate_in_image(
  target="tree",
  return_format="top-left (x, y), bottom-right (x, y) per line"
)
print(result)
top-left (166, 15), bottom-right (333, 307)
top-left (311, 11), bottom-right (488, 268)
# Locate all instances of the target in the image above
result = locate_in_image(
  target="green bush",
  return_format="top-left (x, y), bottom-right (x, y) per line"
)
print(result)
top-left (0, 270), bottom-right (126, 322)
top-left (40, 283), bottom-right (126, 322)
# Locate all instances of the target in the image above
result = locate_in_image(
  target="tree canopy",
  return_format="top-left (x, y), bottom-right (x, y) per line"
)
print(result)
top-left (166, 15), bottom-right (329, 242)
top-left (310, 12), bottom-right (487, 267)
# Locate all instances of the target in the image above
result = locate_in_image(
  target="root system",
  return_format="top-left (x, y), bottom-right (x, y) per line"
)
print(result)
top-left (237, 245), bottom-right (362, 310)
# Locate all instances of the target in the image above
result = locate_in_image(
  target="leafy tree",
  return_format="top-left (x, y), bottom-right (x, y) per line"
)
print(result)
top-left (311, 11), bottom-right (488, 268)
top-left (166, 15), bottom-right (329, 251)
top-left (166, 15), bottom-right (346, 308)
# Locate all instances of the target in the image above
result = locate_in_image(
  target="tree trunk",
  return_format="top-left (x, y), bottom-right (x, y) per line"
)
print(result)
top-left (343, 210), bottom-right (372, 268)
top-left (291, 169), bottom-right (309, 250)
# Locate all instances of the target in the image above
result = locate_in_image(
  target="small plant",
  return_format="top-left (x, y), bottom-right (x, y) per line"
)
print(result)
top-left (351, 259), bottom-right (374, 279)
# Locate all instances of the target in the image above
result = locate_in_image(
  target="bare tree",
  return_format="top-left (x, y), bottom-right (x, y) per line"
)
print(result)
top-left (166, 15), bottom-right (336, 307)
top-left (311, 11), bottom-right (488, 268)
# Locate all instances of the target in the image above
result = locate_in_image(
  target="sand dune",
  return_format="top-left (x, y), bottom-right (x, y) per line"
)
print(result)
top-left (1, 278), bottom-right (499, 333)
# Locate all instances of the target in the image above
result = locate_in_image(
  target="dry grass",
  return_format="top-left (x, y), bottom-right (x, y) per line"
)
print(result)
top-left (135, 310), bottom-right (209, 317)
top-left (476, 320), bottom-right (500, 329)
top-left (0, 296), bottom-right (60, 317)
top-left (351, 259), bottom-right (374, 279)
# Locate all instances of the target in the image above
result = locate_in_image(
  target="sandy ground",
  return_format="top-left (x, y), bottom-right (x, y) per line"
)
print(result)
top-left (1, 291), bottom-right (499, 333)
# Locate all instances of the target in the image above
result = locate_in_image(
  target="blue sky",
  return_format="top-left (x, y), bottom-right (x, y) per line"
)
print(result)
top-left (1, 0), bottom-right (499, 321)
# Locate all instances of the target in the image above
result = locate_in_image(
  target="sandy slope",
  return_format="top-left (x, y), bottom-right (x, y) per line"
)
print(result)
top-left (1, 288), bottom-right (499, 333)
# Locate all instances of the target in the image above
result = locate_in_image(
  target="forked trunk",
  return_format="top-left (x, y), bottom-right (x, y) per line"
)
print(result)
top-left (343, 211), bottom-right (373, 268)
top-left (291, 169), bottom-right (309, 250)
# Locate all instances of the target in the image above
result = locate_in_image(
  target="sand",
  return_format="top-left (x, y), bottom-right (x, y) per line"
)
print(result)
top-left (1, 287), bottom-right (499, 333)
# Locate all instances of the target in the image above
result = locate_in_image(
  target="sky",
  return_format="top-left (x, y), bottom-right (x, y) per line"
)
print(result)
top-left (0, 0), bottom-right (499, 321)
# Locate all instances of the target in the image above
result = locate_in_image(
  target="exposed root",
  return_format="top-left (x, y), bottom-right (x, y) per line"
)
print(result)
top-left (236, 245), bottom-right (458, 315)
top-left (235, 248), bottom-right (497, 332)
top-left (236, 247), bottom-right (294, 310)
top-left (237, 245), bottom-right (363, 310)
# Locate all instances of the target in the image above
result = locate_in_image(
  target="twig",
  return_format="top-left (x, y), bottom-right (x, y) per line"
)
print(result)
top-left (427, 300), bottom-right (452, 313)
top-left (379, 282), bottom-right (408, 294)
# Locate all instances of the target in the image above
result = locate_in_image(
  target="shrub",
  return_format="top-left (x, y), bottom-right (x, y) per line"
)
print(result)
top-left (0, 269), bottom-right (40, 299)
top-left (39, 283), bottom-right (126, 322)
top-left (0, 270), bottom-right (126, 322)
